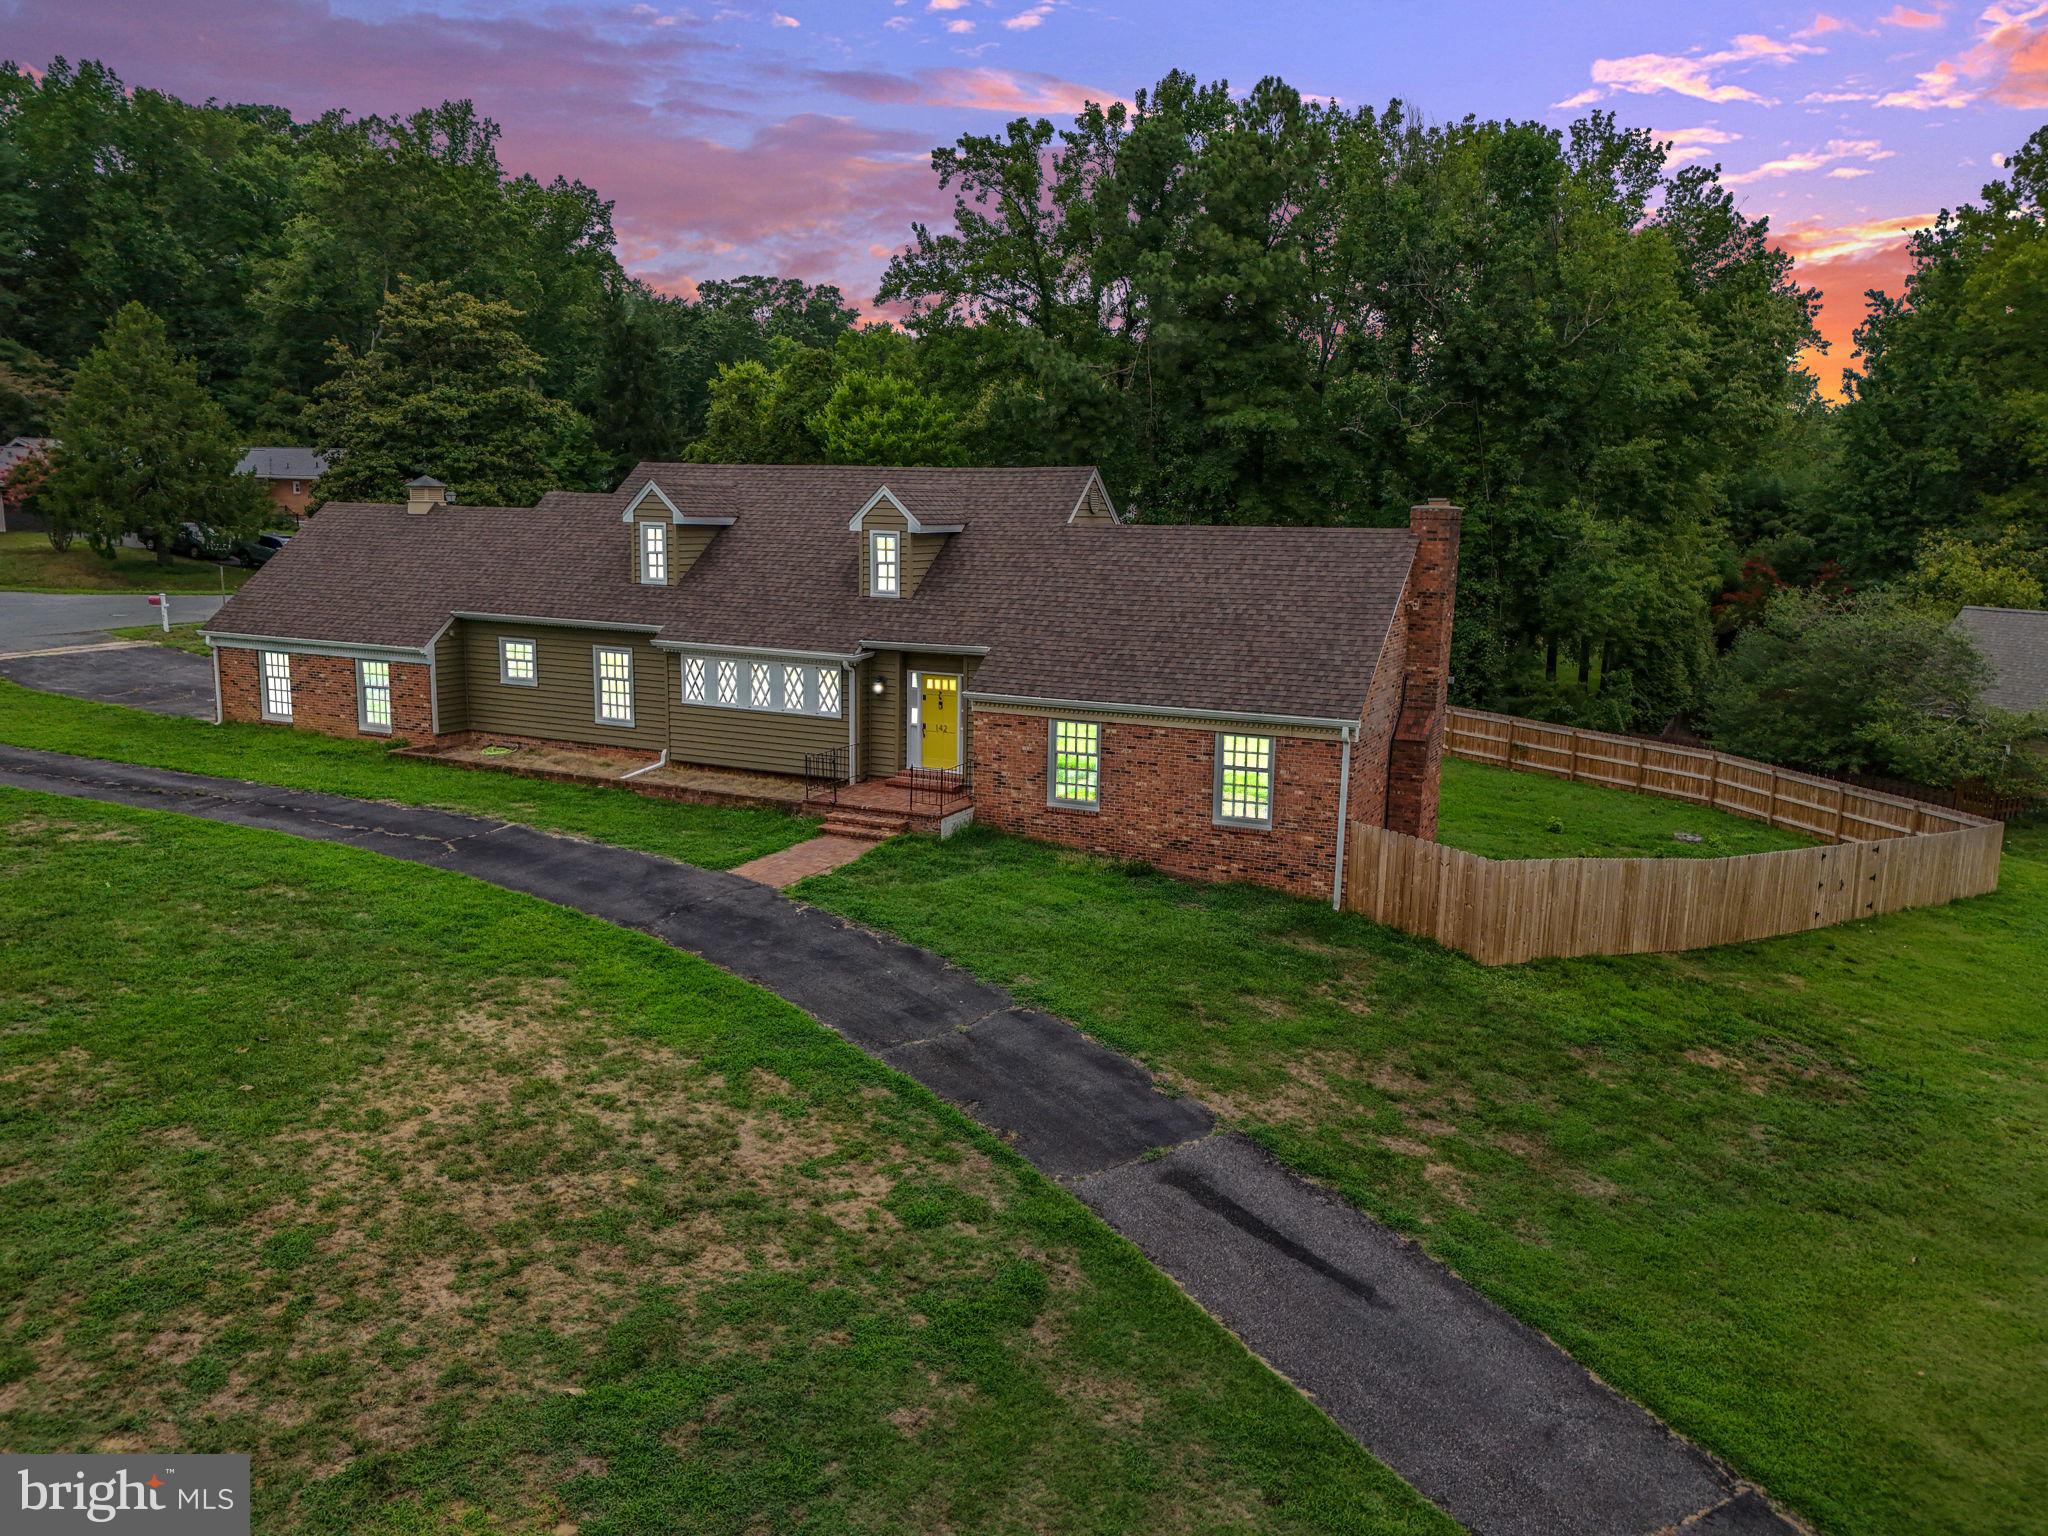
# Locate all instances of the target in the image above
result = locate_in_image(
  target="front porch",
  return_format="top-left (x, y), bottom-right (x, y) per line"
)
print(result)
top-left (396, 734), bottom-right (971, 840)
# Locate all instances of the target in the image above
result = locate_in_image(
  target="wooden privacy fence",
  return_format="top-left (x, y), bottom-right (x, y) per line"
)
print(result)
top-left (1339, 708), bottom-right (2004, 964)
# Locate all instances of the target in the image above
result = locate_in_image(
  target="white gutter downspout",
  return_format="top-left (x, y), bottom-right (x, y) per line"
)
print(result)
top-left (1331, 724), bottom-right (1355, 912)
top-left (210, 646), bottom-right (222, 726)
top-left (621, 749), bottom-right (668, 781)
top-left (846, 660), bottom-right (859, 782)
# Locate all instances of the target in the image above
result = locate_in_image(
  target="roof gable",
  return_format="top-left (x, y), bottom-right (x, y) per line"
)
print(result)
top-left (847, 484), bottom-right (964, 535)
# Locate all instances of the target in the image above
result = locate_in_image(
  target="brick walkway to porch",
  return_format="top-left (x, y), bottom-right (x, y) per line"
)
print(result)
top-left (728, 833), bottom-right (878, 888)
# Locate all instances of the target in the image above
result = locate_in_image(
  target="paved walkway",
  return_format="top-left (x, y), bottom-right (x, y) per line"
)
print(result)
top-left (0, 744), bottom-right (1797, 1536)
top-left (0, 644), bottom-right (215, 718)
top-left (729, 833), bottom-right (880, 888)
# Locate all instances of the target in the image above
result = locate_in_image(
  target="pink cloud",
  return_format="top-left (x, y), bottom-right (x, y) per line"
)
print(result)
top-left (1723, 136), bottom-right (1894, 184)
top-left (1878, 0), bottom-right (2048, 108)
top-left (1878, 5), bottom-right (1946, 28)
top-left (812, 64), bottom-right (1109, 115)
top-left (1575, 31), bottom-right (1823, 107)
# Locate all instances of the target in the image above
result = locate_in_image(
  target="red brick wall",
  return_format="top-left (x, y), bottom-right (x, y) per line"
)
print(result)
top-left (970, 711), bottom-right (1345, 900)
top-left (1387, 500), bottom-right (1461, 840)
top-left (265, 479), bottom-right (316, 520)
top-left (1348, 597), bottom-right (1407, 829)
top-left (217, 647), bottom-right (436, 741)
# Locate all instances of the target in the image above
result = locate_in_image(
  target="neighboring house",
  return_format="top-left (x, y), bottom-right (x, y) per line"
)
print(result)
top-left (201, 465), bottom-right (1462, 902)
top-left (1953, 605), bottom-right (2048, 719)
top-left (0, 436), bottom-right (55, 533)
top-left (235, 447), bottom-right (329, 520)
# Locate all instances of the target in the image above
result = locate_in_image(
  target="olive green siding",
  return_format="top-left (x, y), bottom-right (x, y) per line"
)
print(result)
top-left (628, 509), bottom-right (721, 585)
top-left (432, 623), bottom-right (466, 734)
top-left (669, 679), bottom-right (852, 777)
top-left (905, 533), bottom-right (949, 594)
top-left (860, 652), bottom-right (905, 778)
top-left (458, 621), bottom-right (668, 748)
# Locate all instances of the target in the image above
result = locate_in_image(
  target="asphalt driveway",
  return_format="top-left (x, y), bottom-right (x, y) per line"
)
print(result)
top-left (0, 743), bottom-right (1799, 1536)
top-left (0, 644), bottom-right (215, 719)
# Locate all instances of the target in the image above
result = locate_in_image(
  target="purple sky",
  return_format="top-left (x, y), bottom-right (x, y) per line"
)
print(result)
top-left (6, 0), bottom-right (2046, 395)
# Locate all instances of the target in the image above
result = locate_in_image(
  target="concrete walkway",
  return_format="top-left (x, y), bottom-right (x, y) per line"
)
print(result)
top-left (0, 744), bottom-right (1797, 1536)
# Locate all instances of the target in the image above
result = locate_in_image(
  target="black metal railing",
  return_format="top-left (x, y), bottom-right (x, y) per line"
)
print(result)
top-left (904, 764), bottom-right (969, 820)
top-left (802, 749), bottom-right (841, 807)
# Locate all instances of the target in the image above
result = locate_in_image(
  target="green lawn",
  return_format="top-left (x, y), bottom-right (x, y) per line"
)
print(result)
top-left (0, 530), bottom-right (249, 593)
top-left (797, 813), bottom-right (2047, 1536)
top-left (0, 679), bottom-right (814, 870)
top-left (1436, 757), bottom-right (1816, 859)
top-left (0, 789), bottom-right (1451, 1534)
top-left (108, 621), bottom-right (212, 656)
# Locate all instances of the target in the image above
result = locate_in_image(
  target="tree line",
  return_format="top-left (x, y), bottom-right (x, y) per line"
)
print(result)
top-left (3, 57), bottom-right (2041, 792)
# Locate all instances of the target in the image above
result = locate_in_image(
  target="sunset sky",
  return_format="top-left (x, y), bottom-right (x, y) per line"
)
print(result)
top-left (6, 0), bottom-right (2046, 396)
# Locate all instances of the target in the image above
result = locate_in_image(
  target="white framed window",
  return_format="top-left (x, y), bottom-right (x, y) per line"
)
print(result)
top-left (357, 659), bottom-right (393, 734)
top-left (674, 653), bottom-right (843, 718)
top-left (869, 530), bottom-right (901, 598)
top-left (639, 519), bottom-right (668, 584)
top-left (291, 480), bottom-right (302, 495)
top-left (593, 646), bottom-right (634, 726)
top-left (499, 637), bottom-right (537, 686)
top-left (260, 651), bottom-right (293, 721)
top-left (1214, 734), bottom-right (1275, 827)
top-left (1048, 719), bottom-right (1100, 809)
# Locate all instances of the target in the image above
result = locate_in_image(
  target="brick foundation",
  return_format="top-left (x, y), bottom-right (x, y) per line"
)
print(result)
top-left (217, 647), bottom-right (437, 742)
top-left (970, 712), bottom-right (1346, 900)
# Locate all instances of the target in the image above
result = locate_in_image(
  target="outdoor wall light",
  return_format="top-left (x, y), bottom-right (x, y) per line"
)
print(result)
top-left (870, 676), bottom-right (886, 696)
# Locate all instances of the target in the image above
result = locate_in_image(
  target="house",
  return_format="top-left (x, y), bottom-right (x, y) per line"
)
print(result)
top-left (1953, 605), bottom-right (2048, 725)
top-left (235, 446), bottom-right (329, 520)
top-left (0, 436), bottom-right (54, 533)
top-left (200, 465), bottom-right (1461, 903)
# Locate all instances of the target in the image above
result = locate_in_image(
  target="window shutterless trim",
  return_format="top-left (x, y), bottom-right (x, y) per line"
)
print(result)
top-left (868, 529), bottom-right (901, 598)
top-left (1046, 717), bottom-right (1101, 811)
top-left (639, 519), bottom-right (668, 584)
top-left (1212, 732), bottom-right (1276, 828)
top-left (259, 650), bottom-right (293, 721)
top-left (592, 645), bottom-right (635, 727)
top-left (498, 636), bottom-right (538, 686)
top-left (356, 658), bottom-right (393, 734)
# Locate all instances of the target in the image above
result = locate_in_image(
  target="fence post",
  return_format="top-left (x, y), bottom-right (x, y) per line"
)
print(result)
top-left (1568, 727), bottom-right (1580, 782)
top-left (1505, 716), bottom-right (1517, 768)
top-left (1708, 753), bottom-right (1720, 808)
top-left (1634, 740), bottom-right (1646, 789)
top-left (1768, 766), bottom-right (1781, 828)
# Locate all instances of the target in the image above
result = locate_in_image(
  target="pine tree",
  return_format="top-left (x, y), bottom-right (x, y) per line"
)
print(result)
top-left (43, 303), bottom-right (268, 563)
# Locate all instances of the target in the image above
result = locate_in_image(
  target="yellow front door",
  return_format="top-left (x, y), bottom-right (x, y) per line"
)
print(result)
top-left (918, 673), bottom-right (960, 768)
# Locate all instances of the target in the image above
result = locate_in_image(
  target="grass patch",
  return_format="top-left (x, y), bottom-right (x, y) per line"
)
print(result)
top-left (1436, 757), bottom-right (1815, 859)
top-left (0, 680), bottom-right (813, 870)
top-left (0, 789), bottom-right (1452, 1534)
top-left (0, 530), bottom-right (248, 594)
top-left (107, 622), bottom-right (212, 657)
top-left (797, 809), bottom-right (2047, 1536)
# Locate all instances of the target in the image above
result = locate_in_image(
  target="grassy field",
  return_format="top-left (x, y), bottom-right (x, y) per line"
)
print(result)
top-left (0, 530), bottom-right (249, 593)
top-left (0, 789), bottom-right (1452, 1535)
top-left (798, 813), bottom-right (2047, 1536)
top-left (107, 622), bottom-right (213, 656)
top-left (0, 680), bottom-right (814, 870)
top-left (1436, 757), bottom-right (1815, 859)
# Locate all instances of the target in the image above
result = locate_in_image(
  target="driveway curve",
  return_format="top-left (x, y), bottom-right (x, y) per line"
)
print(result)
top-left (0, 743), bottom-right (1798, 1536)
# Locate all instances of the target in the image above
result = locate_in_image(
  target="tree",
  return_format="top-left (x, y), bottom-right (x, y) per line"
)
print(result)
top-left (816, 371), bottom-right (964, 465)
top-left (310, 279), bottom-right (601, 506)
top-left (1834, 127), bottom-right (2048, 576)
top-left (1893, 527), bottom-right (2045, 616)
top-left (42, 303), bottom-right (269, 563)
top-left (1703, 591), bottom-right (2043, 792)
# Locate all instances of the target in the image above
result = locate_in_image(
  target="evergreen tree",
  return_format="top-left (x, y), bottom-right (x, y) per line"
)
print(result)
top-left (310, 279), bottom-right (601, 507)
top-left (43, 303), bottom-right (269, 563)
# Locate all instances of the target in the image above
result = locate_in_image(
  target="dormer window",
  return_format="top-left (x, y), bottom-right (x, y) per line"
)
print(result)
top-left (870, 530), bottom-right (901, 598)
top-left (639, 520), bottom-right (668, 584)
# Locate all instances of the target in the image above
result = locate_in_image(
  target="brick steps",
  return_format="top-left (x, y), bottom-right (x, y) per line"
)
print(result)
top-left (880, 769), bottom-right (967, 791)
top-left (817, 808), bottom-right (911, 841)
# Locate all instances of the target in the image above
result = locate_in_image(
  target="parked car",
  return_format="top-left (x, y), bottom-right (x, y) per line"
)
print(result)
top-left (167, 522), bottom-right (238, 561)
top-left (234, 531), bottom-right (293, 567)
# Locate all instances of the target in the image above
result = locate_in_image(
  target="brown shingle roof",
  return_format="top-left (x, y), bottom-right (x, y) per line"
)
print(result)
top-left (208, 464), bottom-right (1417, 722)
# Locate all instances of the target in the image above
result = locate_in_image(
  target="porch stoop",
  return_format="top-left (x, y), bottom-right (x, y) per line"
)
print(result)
top-left (817, 807), bottom-right (912, 841)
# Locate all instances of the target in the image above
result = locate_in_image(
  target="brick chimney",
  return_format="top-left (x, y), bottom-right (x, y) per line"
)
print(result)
top-left (405, 475), bottom-right (451, 515)
top-left (1385, 498), bottom-right (1462, 841)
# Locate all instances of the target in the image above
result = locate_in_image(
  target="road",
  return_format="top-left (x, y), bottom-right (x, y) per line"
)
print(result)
top-left (0, 591), bottom-right (229, 654)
